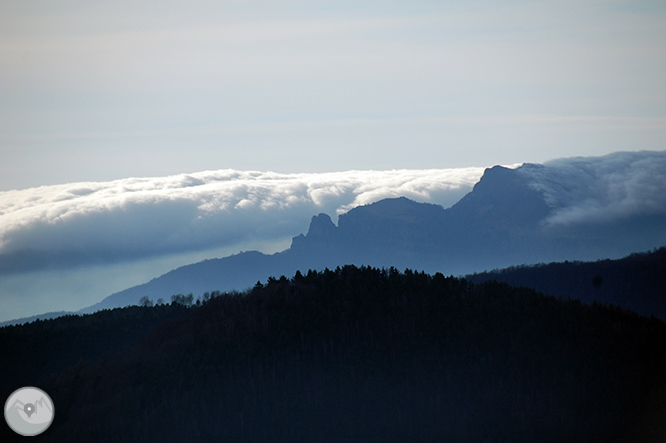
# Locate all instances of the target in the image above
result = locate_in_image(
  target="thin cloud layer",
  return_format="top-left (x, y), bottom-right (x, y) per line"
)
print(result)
top-left (519, 150), bottom-right (666, 226)
top-left (0, 168), bottom-right (484, 273)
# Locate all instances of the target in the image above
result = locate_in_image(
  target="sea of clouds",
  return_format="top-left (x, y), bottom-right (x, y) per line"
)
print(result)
top-left (0, 168), bottom-right (485, 274)
top-left (2, 151), bottom-right (666, 277)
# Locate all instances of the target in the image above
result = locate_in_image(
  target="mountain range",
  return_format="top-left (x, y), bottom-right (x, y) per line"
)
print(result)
top-left (76, 157), bottom-right (666, 317)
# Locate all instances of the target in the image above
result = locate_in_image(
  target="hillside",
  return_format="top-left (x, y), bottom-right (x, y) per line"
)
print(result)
top-left (2, 266), bottom-right (666, 442)
top-left (468, 246), bottom-right (666, 320)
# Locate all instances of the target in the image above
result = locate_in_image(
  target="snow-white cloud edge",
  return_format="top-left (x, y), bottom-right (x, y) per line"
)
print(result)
top-left (519, 150), bottom-right (666, 226)
top-left (0, 167), bottom-right (485, 271)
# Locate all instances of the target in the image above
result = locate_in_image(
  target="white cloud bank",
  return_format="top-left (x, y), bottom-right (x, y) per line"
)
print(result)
top-left (2, 151), bottom-right (665, 276)
top-left (0, 168), bottom-right (484, 273)
top-left (519, 150), bottom-right (666, 226)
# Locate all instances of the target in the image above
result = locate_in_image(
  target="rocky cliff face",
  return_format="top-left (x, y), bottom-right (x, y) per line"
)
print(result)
top-left (288, 162), bottom-right (666, 272)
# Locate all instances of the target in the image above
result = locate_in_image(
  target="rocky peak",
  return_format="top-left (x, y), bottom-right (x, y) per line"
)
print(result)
top-left (306, 213), bottom-right (337, 239)
top-left (290, 213), bottom-right (338, 250)
top-left (448, 164), bottom-right (551, 228)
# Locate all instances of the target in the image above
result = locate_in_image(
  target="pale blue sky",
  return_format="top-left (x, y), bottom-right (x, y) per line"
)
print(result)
top-left (2, 0), bottom-right (666, 321)
top-left (1, 0), bottom-right (665, 190)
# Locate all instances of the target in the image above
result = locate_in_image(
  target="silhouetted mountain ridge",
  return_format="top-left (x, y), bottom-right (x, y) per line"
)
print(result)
top-left (72, 158), bottom-right (666, 318)
top-left (448, 164), bottom-right (551, 230)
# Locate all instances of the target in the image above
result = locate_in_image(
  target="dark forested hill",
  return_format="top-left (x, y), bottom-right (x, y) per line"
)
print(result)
top-left (2, 266), bottom-right (665, 442)
top-left (0, 304), bottom-right (192, 400)
top-left (467, 246), bottom-right (666, 320)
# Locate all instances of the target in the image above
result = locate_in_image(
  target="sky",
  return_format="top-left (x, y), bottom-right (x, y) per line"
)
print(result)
top-left (1, 0), bottom-right (666, 321)
top-left (1, 0), bottom-right (665, 191)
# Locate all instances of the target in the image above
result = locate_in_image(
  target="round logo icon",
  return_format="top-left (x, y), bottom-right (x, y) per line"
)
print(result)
top-left (4, 387), bottom-right (54, 436)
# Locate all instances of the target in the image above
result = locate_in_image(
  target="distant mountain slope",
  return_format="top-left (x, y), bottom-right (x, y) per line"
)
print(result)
top-left (79, 251), bottom-right (286, 313)
top-left (80, 152), bottom-right (666, 316)
top-left (467, 247), bottom-right (666, 320)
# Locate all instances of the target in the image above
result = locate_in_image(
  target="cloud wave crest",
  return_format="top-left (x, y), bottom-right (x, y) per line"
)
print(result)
top-left (0, 168), bottom-right (484, 273)
top-left (519, 150), bottom-right (666, 226)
